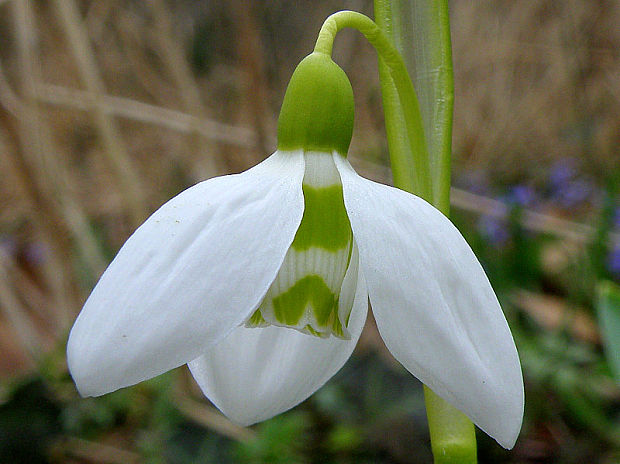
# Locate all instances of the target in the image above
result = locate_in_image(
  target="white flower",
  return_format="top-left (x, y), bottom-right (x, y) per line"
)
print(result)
top-left (67, 53), bottom-right (523, 449)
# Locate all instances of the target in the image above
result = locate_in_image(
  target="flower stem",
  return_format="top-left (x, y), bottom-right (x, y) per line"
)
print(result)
top-left (373, 4), bottom-right (417, 195)
top-left (314, 11), bottom-right (432, 202)
top-left (424, 386), bottom-right (477, 463)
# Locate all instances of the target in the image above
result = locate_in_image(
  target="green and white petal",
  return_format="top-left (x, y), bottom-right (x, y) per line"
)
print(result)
top-left (334, 154), bottom-right (524, 449)
top-left (188, 243), bottom-right (367, 426)
top-left (67, 150), bottom-right (305, 397)
top-left (248, 152), bottom-right (354, 338)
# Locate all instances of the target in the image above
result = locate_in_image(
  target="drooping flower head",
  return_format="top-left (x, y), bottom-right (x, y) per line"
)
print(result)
top-left (67, 51), bottom-right (523, 449)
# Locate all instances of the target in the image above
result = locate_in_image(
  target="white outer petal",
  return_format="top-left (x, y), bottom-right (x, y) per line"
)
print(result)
top-left (334, 154), bottom-right (524, 449)
top-left (188, 244), bottom-right (367, 426)
top-left (67, 150), bottom-right (305, 397)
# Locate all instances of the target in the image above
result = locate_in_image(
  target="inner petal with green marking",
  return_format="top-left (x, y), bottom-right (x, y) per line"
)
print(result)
top-left (246, 151), bottom-right (356, 339)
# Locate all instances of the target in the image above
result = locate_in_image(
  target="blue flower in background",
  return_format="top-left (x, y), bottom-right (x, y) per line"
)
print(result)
top-left (508, 185), bottom-right (537, 208)
top-left (609, 245), bottom-right (620, 278)
top-left (478, 215), bottom-right (510, 246)
top-left (548, 159), bottom-right (594, 209)
top-left (549, 161), bottom-right (575, 190)
top-left (607, 206), bottom-right (620, 279)
top-left (555, 179), bottom-right (593, 208)
top-left (613, 207), bottom-right (620, 229)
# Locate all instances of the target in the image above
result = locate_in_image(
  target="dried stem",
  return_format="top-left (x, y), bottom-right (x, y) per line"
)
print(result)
top-left (35, 83), bottom-right (257, 148)
top-left (10, 0), bottom-right (82, 329)
top-left (232, 0), bottom-right (274, 157)
top-left (10, 2), bottom-right (108, 282)
top-left (52, 0), bottom-right (147, 226)
top-left (53, 436), bottom-right (141, 464)
top-left (148, 0), bottom-right (221, 177)
top-left (172, 391), bottom-right (256, 443)
top-left (0, 250), bottom-right (42, 364)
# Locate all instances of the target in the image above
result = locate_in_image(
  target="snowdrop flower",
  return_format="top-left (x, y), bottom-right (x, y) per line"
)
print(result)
top-left (67, 53), bottom-right (523, 449)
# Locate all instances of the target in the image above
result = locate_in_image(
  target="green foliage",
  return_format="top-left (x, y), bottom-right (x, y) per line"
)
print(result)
top-left (0, 379), bottom-right (60, 464)
top-left (596, 281), bottom-right (620, 383)
top-left (232, 412), bottom-right (310, 464)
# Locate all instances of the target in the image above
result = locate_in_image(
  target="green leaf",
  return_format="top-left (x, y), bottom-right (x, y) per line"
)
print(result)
top-left (391, 1), bottom-right (453, 167)
top-left (374, 0), bottom-right (453, 212)
top-left (596, 281), bottom-right (620, 383)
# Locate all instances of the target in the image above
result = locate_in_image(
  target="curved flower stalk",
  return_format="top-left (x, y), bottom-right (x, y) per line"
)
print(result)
top-left (67, 32), bottom-right (523, 450)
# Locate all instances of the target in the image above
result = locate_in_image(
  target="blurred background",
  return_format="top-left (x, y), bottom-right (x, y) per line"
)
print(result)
top-left (0, 0), bottom-right (619, 462)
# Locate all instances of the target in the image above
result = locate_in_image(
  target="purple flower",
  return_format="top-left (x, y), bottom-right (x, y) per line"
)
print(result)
top-left (547, 160), bottom-right (595, 208)
top-left (478, 216), bottom-right (510, 246)
top-left (609, 246), bottom-right (620, 277)
top-left (508, 185), bottom-right (536, 208)
top-left (549, 161), bottom-right (576, 190)
top-left (553, 179), bottom-right (593, 208)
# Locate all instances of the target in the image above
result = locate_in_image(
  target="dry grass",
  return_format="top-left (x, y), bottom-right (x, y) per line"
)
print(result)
top-left (451, 0), bottom-right (620, 181)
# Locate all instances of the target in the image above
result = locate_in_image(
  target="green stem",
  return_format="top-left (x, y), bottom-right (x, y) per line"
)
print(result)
top-left (424, 386), bottom-right (477, 463)
top-left (314, 11), bottom-right (432, 202)
top-left (431, 1), bottom-right (454, 214)
top-left (373, 2), bottom-right (475, 462)
top-left (376, 56), bottom-right (417, 191)
top-left (373, 2), bottom-right (416, 193)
